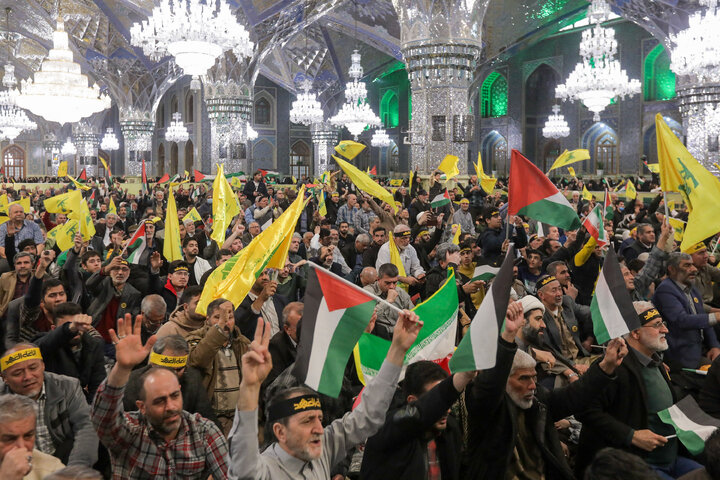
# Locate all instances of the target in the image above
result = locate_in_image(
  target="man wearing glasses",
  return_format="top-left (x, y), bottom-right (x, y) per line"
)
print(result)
top-left (576, 301), bottom-right (703, 479)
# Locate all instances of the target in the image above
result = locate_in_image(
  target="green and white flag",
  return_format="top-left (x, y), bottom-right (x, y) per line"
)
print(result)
top-left (582, 204), bottom-right (609, 247)
top-left (449, 246), bottom-right (515, 373)
top-left (353, 269), bottom-right (460, 384)
top-left (658, 395), bottom-right (720, 455)
top-left (293, 267), bottom-right (376, 397)
top-left (471, 265), bottom-right (500, 282)
top-left (590, 247), bottom-right (640, 344)
top-left (430, 190), bottom-right (451, 208)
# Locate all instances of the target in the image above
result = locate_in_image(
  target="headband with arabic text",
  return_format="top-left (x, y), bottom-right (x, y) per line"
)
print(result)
top-left (1, 348), bottom-right (42, 372)
top-left (268, 394), bottom-right (322, 422)
top-left (149, 352), bottom-right (188, 368)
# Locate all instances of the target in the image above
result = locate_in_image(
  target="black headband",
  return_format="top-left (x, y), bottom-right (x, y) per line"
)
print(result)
top-left (639, 308), bottom-right (662, 325)
top-left (535, 275), bottom-right (557, 292)
top-left (395, 230), bottom-right (411, 238)
top-left (267, 394), bottom-right (322, 422)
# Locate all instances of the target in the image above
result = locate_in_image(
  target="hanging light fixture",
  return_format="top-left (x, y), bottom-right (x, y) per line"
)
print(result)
top-left (165, 112), bottom-right (189, 143)
top-left (330, 50), bottom-right (381, 139)
top-left (131, 0), bottom-right (254, 90)
top-left (289, 79), bottom-right (324, 126)
top-left (16, 19), bottom-right (111, 124)
top-left (0, 92), bottom-right (36, 143)
top-left (555, 0), bottom-right (640, 121)
top-left (246, 121), bottom-right (258, 141)
top-left (100, 128), bottom-right (120, 151)
top-left (670, 0), bottom-right (720, 82)
top-left (542, 105), bottom-right (570, 139)
top-left (371, 128), bottom-right (391, 147)
top-left (61, 138), bottom-right (77, 156)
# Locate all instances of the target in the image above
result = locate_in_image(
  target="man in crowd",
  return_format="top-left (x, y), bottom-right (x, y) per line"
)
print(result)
top-left (452, 198), bottom-right (475, 235)
top-left (267, 301), bottom-right (302, 386)
top-left (0, 251), bottom-right (35, 317)
top-left (363, 226), bottom-right (387, 268)
top-left (0, 204), bottom-right (44, 258)
top-left (182, 237), bottom-right (211, 287)
top-left (155, 286), bottom-right (205, 338)
top-left (376, 224), bottom-right (425, 288)
top-left (477, 208), bottom-right (528, 265)
top-left (364, 263), bottom-right (414, 339)
top-left (624, 223), bottom-right (656, 262)
top-left (235, 269), bottom-right (287, 338)
top-left (686, 242), bottom-right (720, 312)
top-left (336, 193), bottom-right (360, 231)
top-left (150, 257), bottom-right (189, 313)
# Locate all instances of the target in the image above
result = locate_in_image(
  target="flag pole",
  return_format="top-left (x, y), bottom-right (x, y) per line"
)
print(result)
top-left (662, 191), bottom-right (670, 219)
top-left (306, 261), bottom-right (404, 315)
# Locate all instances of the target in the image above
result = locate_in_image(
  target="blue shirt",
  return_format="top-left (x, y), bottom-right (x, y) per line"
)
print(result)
top-left (0, 219), bottom-right (44, 248)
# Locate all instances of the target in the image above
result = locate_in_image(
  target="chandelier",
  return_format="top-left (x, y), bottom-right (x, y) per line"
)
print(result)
top-left (371, 128), bottom-right (391, 147)
top-left (246, 121), bottom-right (258, 141)
top-left (671, 0), bottom-right (720, 82)
top-left (0, 91), bottom-right (37, 142)
top-left (289, 79), bottom-right (324, 126)
top-left (555, 0), bottom-right (640, 121)
top-left (131, 0), bottom-right (254, 90)
top-left (330, 50), bottom-right (381, 139)
top-left (61, 139), bottom-right (77, 156)
top-left (542, 105), bottom-right (570, 139)
top-left (17, 20), bottom-right (111, 124)
top-left (165, 112), bottom-right (189, 143)
top-left (100, 128), bottom-right (120, 151)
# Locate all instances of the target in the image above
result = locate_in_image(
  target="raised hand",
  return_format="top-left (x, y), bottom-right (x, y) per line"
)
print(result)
top-left (241, 318), bottom-right (272, 387)
top-left (149, 251), bottom-right (163, 271)
top-left (109, 313), bottom-right (157, 370)
top-left (501, 300), bottom-right (525, 343)
top-left (599, 337), bottom-right (628, 375)
top-left (388, 310), bottom-right (423, 365)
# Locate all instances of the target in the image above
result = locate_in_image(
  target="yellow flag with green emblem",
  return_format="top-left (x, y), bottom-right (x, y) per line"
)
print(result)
top-left (67, 175), bottom-right (90, 190)
top-left (656, 113), bottom-right (720, 251)
top-left (163, 187), bottom-right (183, 262)
top-left (184, 207), bottom-right (202, 224)
top-left (668, 217), bottom-right (686, 242)
top-left (626, 180), bottom-right (637, 200)
top-left (332, 155), bottom-right (398, 213)
top-left (108, 198), bottom-right (117, 215)
top-left (334, 140), bottom-right (366, 160)
top-left (44, 190), bottom-right (82, 214)
top-left (547, 149), bottom-right (591, 172)
top-left (58, 161), bottom-right (68, 178)
top-left (67, 200), bottom-right (95, 242)
top-left (452, 224), bottom-right (462, 245)
top-left (438, 154), bottom-right (460, 181)
top-left (51, 220), bottom-right (80, 251)
top-left (211, 164), bottom-right (241, 247)
top-left (582, 186), bottom-right (593, 201)
top-left (474, 153), bottom-right (498, 193)
top-left (568, 167), bottom-right (576, 178)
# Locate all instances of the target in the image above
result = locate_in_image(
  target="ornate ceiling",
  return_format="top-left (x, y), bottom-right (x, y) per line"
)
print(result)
top-left (0, 0), bottom-right (700, 123)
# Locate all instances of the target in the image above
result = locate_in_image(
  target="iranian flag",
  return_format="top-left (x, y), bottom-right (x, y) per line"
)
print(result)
top-left (590, 247), bottom-right (640, 344)
top-left (125, 224), bottom-right (147, 264)
top-left (353, 269), bottom-right (459, 384)
top-left (508, 149), bottom-right (581, 230)
top-left (431, 189), bottom-right (451, 208)
top-left (658, 396), bottom-right (720, 455)
top-left (582, 205), bottom-right (609, 247)
top-left (449, 246), bottom-right (515, 372)
top-left (293, 267), bottom-right (377, 397)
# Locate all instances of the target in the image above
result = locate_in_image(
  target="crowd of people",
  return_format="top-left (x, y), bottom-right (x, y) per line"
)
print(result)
top-left (0, 167), bottom-right (718, 480)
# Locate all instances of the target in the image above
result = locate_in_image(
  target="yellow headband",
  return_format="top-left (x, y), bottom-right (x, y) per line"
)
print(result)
top-left (683, 242), bottom-right (707, 255)
top-left (416, 230), bottom-right (429, 238)
top-left (149, 352), bottom-right (188, 368)
top-left (1, 348), bottom-right (42, 371)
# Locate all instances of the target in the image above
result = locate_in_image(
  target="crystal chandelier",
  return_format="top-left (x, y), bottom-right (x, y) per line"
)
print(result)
top-left (555, 0), bottom-right (640, 121)
top-left (542, 105), bottom-right (570, 139)
top-left (671, 0), bottom-right (720, 83)
top-left (289, 79), bottom-right (324, 126)
top-left (330, 50), bottom-right (381, 139)
top-left (371, 128), bottom-right (391, 147)
top-left (16, 19), bottom-right (111, 124)
top-left (165, 112), bottom-right (189, 143)
top-left (131, 0), bottom-right (254, 90)
top-left (100, 128), bottom-right (120, 151)
top-left (246, 121), bottom-right (258, 141)
top-left (61, 139), bottom-right (77, 156)
top-left (0, 91), bottom-right (37, 142)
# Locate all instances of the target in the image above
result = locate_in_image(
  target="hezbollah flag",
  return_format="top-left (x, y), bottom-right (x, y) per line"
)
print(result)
top-left (656, 113), bottom-right (720, 251)
top-left (183, 207), bottom-right (202, 224)
top-left (108, 198), bottom-right (117, 215)
top-left (50, 220), bottom-right (79, 251)
top-left (626, 180), bottom-right (637, 200)
top-left (438, 154), bottom-right (459, 181)
top-left (474, 153), bottom-right (498, 194)
top-left (388, 232), bottom-right (407, 290)
top-left (644, 161), bottom-right (660, 173)
top-left (210, 164), bottom-right (241, 247)
top-left (582, 205), bottom-right (609, 247)
top-left (668, 217), bottom-right (686, 242)
top-left (582, 185), bottom-right (593, 201)
top-left (450, 246), bottom-right (515, 372)
top-left (163, 187), bottom-right (183, 262)
top-left (509, 150), bottom-right (581, 231)
top-left (547, 149), bottom-right (591, 172)
top-left (568, 167), bottom-right (576, 178)
top-left (44, 190), bottom-right (82, 214)
top-left (333, 155), bottom-right (398, 213)
top-left (658, 396), bottom-right (720, 455)
top-left (293, 266), bottom-right (377, 397)
top-left (334, 140), bottom-right (366, 160)
top-left (58, 161), bottom-right (68, 177)
top-left (590, 247), bottom-right (640, 344)
top-left (354, 269), bottom-right (459, 384)
top-left (68, 201), bottom-right (95, 242)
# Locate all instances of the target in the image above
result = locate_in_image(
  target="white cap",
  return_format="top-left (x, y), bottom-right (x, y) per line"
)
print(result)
top-left (520, 295), bottom-right (545, 314)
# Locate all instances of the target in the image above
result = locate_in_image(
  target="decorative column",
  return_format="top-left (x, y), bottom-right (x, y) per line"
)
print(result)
top-left (677, 81), bottom-right (720, 170)
top-left (311, 121), bottom-right (338, 176)
top-left (205, 80), bottom-right (253, 174)
top-left (119, 107), bottom-right (154, 175)
top-left (73, 122), bottom-right (99, 177)
top-left (42, 133), bottom-right (62, 176)
top-left (393, 0), bottom-right (484, 173)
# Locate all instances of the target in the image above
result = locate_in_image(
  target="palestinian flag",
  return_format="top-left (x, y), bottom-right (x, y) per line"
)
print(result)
top-left (78, 168), bottom-right (87, 181)
top-left (509, 149), bottom-right (581, 230)
top-left (126, 223), bottom-right (147, 264)
top-left (590, 247), bottom-right (640, 344)
top-left (369, 165), bottom-right (377, 176)
top-left (471, 265), bottom-right (500, 282)
top-left (582, 205), bottom-right (609, 247)
top-left (450, 246), bottom-right (515, 372)
top-left (141, 160), bottom-right (149, 196)
top-left (293, 267), bottom-right (377, 397)
top-left (430, 190), bottom-right (451, 208)
top-left (604, 189), bottom-right (613, 221)
top-left (354, 269), bottom-right (459, 384)
top-left (193, 169), bottom-right (205, 182)
top-left (157, 173), bottom-right (170, 184)
top-left (658, 396), bottom-right (720, 455)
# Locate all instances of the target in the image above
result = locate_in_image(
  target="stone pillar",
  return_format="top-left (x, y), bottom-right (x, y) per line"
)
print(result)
top-left (119, 107), bottom-right (154, 176)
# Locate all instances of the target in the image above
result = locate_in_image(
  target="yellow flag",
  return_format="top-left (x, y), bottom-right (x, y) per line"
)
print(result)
top-left (211, 164), bottom-right (241, 246)
top-left (409, 170), bottom-right (414, 193)
top-left (9, 197), bottom-right (31, 213)
top-left (645, 163), bottom-right (661, 173)
top-left (67, 201), bottom-right (95, 242)
top-left (197, 186), bottom-right (307, 315)
top-left (389, 179), bottom-right (403, 187)
top-left (438, 154), bottom-right (460, 180)
top-left (547, 149), bottom-right (591, 172)
top-left (317, 189), bottom-right (327, 217)
top-left (44, 190), bottom-right (82, 214)
top-left (58, 161), bottom-right (68, 178)
top-left (184, 207), bottom-right (202, 223)
top-left (52, 220), bottom-right (79, 251)
top-left (108, 198), bottom-right (117, 215)
top-left (388, 232), bottom-right (407, 287)
top-left (230, 176), bottom-right (243, 189)
top-left (184, 170), bottom-right (189, 178)
top-left (67, 175), bottom-right (90, 190)
top-left (668, 217), bottom-right (686, 242)
top-left (582, 185), bottom-right (593, 201)
top-left (714, 162), bottom-right (720, 171)
top-left (656, 113), bottom-right (720, 251)
top-left (568, 167), bottom-right (576, 178)
top-left (625, 180), bottom-right (637, 200)
top-left (100, 157), bottom-right (111, 177)
top-left (332, 155), bottom-right (398, 213)
top-left (474, 153), bottom-right (498, 193)
top-left (0, 194), bottom-right (8, 214)
top-left (291, 176), bottom-right (297, 184)
top-left (334, 140), bottom-right (366, 160)
top-left (163, 187), bottom-right (183, 262)
top-left (0, 215), bottom-right (8, 226)
top-left (452, 224), bottom-right (462, 245)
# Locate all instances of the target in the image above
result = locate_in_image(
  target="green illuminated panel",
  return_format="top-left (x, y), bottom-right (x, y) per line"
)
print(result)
top-left (481, 72), bottom-right (507, 118)
top-left (644, 44), bottom-right (676, 101)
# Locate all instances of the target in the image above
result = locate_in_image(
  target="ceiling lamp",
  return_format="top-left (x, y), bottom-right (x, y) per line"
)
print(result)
top-left (16, 19), bottom-right (111, 124)
top-left (131, 0), bottom-right (254, 90)
top-left (371, 128), bottom-right (391, 147)
top-left (165, 112), bottom-right (189, 143)
top-left (555, 0), bottom-right (640, 121)
top-left (289, 79), bottom-right (324, 126)
top-left (670, 0), bottom-right (720, 82)
top-left (246, 121), bottom-right (258, 141)
top-left (542, 105), bottom-right (570, 139)
top-left (100, 128), bottom-right (120, 151)
top-left (330, 50), bottom-right (381, 139)
top-left (61, 139), bottom-right (77, 156)
top-left (0, 91), bottom-right (37, 143)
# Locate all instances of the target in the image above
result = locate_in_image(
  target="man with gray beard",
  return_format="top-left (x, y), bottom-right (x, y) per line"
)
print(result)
top-left (576, 301), bottom-right (703, 479)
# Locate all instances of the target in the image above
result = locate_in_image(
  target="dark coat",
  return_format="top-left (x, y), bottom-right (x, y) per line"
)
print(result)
top-left (361, 375), bottom-right (462, 480)
top-left (542, 295), bottom-right (592, 358)
top-left (149, 272), bottom-right (181, 314)
top-left (477, 223), bottom-right (527, 266)
top-left (242, 179), bottom-right (268, 200)
top-left (85, 272), bottom-right (142, 329)
top-left (267, 331), bottom-right (297, 386)
top-left (234, 293), bottom-right (289, 339)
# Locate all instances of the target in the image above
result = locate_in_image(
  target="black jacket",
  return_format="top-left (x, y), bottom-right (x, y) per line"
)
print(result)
top-left (267, 331), bottom-right (297, 387)
top-left (242, 179), bottom-right (268, 200)
top-left (362, 375), bottom-right (462, 480)
top-left (542, 295), bottom-right (592, 358)
top-left (234, 293), bottom-right (289, 339)
top-left (477, 223), bottom-right (527, 266)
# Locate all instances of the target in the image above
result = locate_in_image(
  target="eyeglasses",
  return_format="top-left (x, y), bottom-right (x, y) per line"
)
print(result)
top-left (642, 321), bottom-right (668, 330)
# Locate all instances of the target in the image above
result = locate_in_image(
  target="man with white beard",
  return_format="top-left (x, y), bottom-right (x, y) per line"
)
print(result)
top-left (576, 301), bottom-right (703, 479)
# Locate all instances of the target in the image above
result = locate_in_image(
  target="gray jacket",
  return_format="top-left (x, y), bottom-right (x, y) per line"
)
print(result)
top-left (85, 271), bottom-right (142, 328)
top-left (0, 371), bottom-right (98, 466)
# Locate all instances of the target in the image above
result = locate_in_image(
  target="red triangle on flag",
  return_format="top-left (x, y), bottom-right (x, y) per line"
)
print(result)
top-left (158, 173), bottom-right (170, 183)
top-left (193, 169), bottom-right (205, 182)
top-left (508, 149), bottom-right (564, 216)
top-left (369, 165), bottom-right (377, 176)
top-left (78, 168), bottom-right (87, 181)
top-left (258, 169), bottom-right (268, 177)
top-left (315, 268), bottom-right (374, 312)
